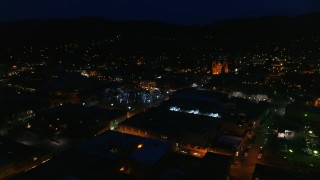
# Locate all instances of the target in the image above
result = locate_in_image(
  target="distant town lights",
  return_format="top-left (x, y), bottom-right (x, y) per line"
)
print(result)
top-left (289, 149), bottom-right (293, 153)
top-left (137, 144), bottom-right (143, 149)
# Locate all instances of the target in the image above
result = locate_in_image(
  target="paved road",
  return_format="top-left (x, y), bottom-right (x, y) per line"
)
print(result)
top-left (230, 128), bottom-right (268, 180)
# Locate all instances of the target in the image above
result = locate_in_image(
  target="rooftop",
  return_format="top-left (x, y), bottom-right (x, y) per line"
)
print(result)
top-left (77, 130), bottom-right (170, 164)
top-left (122, 107), bottom-right (221, 135)
top-left (12, 149), bottom-right (134, 180)
top-left (170, 88), bottom-right (228, 104)
top-left (0, 136), bottom-right (44, 167)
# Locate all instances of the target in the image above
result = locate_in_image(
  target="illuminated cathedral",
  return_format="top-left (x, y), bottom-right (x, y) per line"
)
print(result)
top-left (212, 60), bottom-right (228, 75)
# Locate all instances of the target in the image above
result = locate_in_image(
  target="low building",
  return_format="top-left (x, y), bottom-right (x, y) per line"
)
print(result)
top-left (117, 88), bottom-right (256, 157)
top-left (117, 106), bottom-right (220, 157)
top-left (15, 130), bottom-right (170, 179)
top-left (30, 104), bottom-right (126, 137)
top-left (14, 130), bottom-right (231, 179)
top-left (0, 137), bottom-right (52, 179)
top-left (77, 130), bottom-right (171, 178)
top-left (12, 148), bottom-right (134, 180)
top-left (5, 104), bottom-right (127, 153)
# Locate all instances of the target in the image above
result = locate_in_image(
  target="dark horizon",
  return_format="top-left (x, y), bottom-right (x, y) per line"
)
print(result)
top-left (1, 11), bottom-right (320, 26)
top-left (1, 0), bottom-right (320, 25)
top-left (1, 1), bottom-right (320, 180)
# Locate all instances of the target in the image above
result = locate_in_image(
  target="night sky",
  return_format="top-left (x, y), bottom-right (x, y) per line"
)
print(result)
top-left (1, 0), bottom-right (320, 24)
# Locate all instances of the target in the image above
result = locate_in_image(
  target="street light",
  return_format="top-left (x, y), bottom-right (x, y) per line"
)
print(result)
top-left (289, 149), bottom-right (293, 153)
top-left (314, 150), bottom-right (318, 154)
top-left (119, 166), bottom-right (125, 172)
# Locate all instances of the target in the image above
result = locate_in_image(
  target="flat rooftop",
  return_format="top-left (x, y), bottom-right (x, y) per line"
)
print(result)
top-left (169, 88), bottom-right (269, 118)
top-left (0, 136), bottom-right (44, 166)
top-left (77, 130), bottom-right (170, 164)
top-left (122, 107), bottom-right (221, 135)
top-left (12, 149), bottom-right (135, 180)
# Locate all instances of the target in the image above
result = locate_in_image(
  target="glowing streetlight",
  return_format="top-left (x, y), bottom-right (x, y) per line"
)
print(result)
top-left (289, 149), bottom-right (293, 153)
top-left (26, 123), bottom-right (31, 129)
top-left (119, 166), bottom-right (125, 172)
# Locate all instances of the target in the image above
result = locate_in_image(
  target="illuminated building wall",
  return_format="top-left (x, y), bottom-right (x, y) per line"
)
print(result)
top-left (305, 98), bottom-right (320, 107)
top-left (270, 61), bottom-right (286, 77)
top-left (223, 61), bottom-right (229, 73)
top-left (139, 81), bottom-right (157, 91)
top-left (212, 60), bottom-right (228, 75)
top-left (212, 60), bottom-right (222, 75)
top-left (314, 99), bottom-right (320, 107)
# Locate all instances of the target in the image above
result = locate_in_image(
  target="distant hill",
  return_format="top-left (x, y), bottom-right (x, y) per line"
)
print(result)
top-left (209, 13), bottom-right (320, 37)
top-left (0, 13), bottom-right (319, 40)
top-left (0, 13), bottom-right (319, 64)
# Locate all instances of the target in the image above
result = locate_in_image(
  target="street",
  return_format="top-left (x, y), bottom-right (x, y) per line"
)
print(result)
top-left (230, 126), bottom-right (269, 179)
